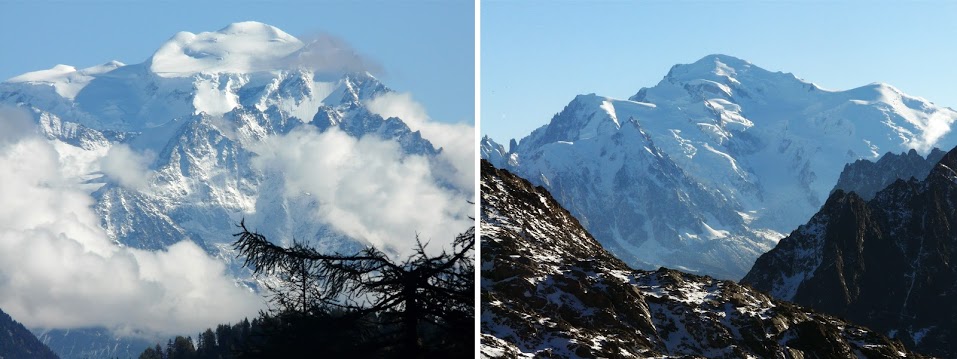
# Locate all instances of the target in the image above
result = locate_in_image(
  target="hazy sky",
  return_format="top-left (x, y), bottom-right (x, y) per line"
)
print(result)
top-left (482, 0), bottom-right (957, 144)
top-left (0, 0), bottom-right (474, 124)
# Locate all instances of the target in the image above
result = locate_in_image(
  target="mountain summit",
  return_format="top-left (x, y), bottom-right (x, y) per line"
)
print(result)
top-left (482, 54), bottom-right (957, 279)
top-left (149, 21), bottom-right (303, 76)
top-left (2, 21), bottom-right (383, 131)
top-left (643, 54), bottom-right (792, 95)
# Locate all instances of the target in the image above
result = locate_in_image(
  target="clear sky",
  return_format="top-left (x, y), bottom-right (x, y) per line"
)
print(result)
top-left (482, 0), bottom-right (957, 144)
top-left (0, 0), bottom-right (474, 124)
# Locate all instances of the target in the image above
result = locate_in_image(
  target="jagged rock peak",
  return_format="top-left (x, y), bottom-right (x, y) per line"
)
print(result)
top-left (832, 147), bottom-right (946, 200)
top-left (744, 145), bottom-right (957, 357)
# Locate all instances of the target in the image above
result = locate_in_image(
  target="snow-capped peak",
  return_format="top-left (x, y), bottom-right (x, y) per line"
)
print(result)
top-left (666, 54), bottom-right (753, 82)
top-left (631, 54), bottom-right (815, 104)
top-left (4, 61), bottom-right (126, 99)
top-left (6, 61), bottom-right (125, 83)
top-left (6, 64), bottom-right (78, 82)
top-left (489, 54), bottom-right (957, 280)
top-left (1, 22), bottom-right (395, 132)
top-left (149, 21), bottom-right (304, 77)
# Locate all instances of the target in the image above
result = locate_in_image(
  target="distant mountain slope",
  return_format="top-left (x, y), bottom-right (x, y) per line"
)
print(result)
top-left (742, 145), bottom-right (957, 357)
top-left (0, 308), bottom-right (59, 359)
top-left (831, 148), bottom-right (945, 200)
top-left (480, 160), bottom-right (920, 358)
top-left (482, 54), bottom-right (957, 280)
top-left (32, 328), bottom-right (151, 359)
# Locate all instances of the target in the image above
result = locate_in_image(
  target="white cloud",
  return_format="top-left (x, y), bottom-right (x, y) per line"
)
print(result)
top-left (0, 109), bottom-right (263, 338)
top-left (915, 109), bottom-right (956, 153)
top-left (100, 144), bottom-right (155, 191)
top-left (0, 107), bottom-right (35, 147)
top-left (366, 92), bottom-right (475, 192)
top-left (251, 127), bottom-right (472, 258)
top-left (366, 92), bottom-right (431, 128)
top-left (275, 33), bottom-right (383, 76)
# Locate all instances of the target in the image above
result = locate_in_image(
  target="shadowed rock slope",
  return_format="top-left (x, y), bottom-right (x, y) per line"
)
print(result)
top-left (480, 160), bottom-right (921, 358)
top-left (0, 308), bottom-right (59, 359)
top-left (744, 146), bottom-right (957, 357)
top-left (831, 148), bottom-right (945, 200)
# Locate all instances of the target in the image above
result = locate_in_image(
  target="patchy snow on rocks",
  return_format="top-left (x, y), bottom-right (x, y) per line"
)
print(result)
top-left (481, 160), bottom-right (918, 358)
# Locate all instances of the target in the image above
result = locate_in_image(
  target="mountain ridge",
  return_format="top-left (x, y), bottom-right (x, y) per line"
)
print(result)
top-left (482, 53), bottom-right (957, 279)
top-left (481, 159), bottom-right (922, 358)
top-left (742, 145), bottom-right (957, 357)
top-left (831, 148), bottom-right (946, 200)
top-left (0, 307), bottom-right (59, 359)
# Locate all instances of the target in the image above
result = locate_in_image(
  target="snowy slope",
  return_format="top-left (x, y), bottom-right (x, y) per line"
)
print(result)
top-left (480, 135), bottom-right (511, 169)
top-left (481, 160), bottom-right (920, 358)
top-left (1, 22), bottom-right (382, 132)
top-left (483, 54), bottom-right (957, 279)
top-left (6, 61), bottom-right (124, 100)
top-left (1, 22), bottom-right (443, 255)
top-left (0, 22), bottom-right (470, 359)
top-left (149, 22), bottom-right (303, 77)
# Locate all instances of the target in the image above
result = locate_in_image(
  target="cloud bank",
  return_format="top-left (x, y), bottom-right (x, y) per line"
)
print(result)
top-left (366, 92), bottom-right (475, 192)
top-left (0, 108), bottom-right (262, 338)
top-left (99, 144), bottom-right (155, 190)
top-left (251, 127), bottom-right (472, 258)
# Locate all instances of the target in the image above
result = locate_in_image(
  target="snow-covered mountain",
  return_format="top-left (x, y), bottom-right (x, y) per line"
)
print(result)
top-left (480, 160), bottom-right (920, 358)
top-left (0, 21), bottom-right (470, 358)
top-left (482, 54), bottom-right (957, 280)
top-left (742, 145), bottom-right (957, 357)
top-left (1, 20), bottom-right (468, 256)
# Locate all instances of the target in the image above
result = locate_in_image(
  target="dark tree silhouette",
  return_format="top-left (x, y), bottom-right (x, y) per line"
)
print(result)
top-left (233, 220), bottom-right (474, 358)
top-left (0, 308), bottom-right (59, 359)
top-left (137, 346), bottom-right (162, 359)
top-left (138, 222), bottom-right (474, 359)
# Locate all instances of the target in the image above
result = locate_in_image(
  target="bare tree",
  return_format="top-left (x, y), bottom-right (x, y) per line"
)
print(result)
top-left (233, 221), bottom-right (474, 357)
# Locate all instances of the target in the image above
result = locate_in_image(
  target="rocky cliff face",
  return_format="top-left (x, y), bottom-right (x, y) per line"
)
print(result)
top-left (831, 148), bottom-right (945, 200)
top-left (743, 146), bottom-right (957, 357)
top-left (480, 160), bottom-right (920, 358)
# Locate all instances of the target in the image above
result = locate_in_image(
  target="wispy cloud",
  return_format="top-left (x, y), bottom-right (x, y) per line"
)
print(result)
top-left (99, 144), bottom-right (155, 191)
top-left (276, 33), bottom-right (383, 76)
top-left (366, 92), bottom-right (475, 193)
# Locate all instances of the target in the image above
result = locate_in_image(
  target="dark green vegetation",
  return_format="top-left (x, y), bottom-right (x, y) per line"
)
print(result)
top-left (0, 307), bottom-right (59, 359)
top-left (137, 320), bottom-right (250, 359)
top-left (140, 221), bottom-right (474, 358)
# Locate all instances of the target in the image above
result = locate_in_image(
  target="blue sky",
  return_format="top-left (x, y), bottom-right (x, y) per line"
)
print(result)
top-left (482, 1), bottom-right (957, 144)
top-left (0, 0), bottom-right (474, 124)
